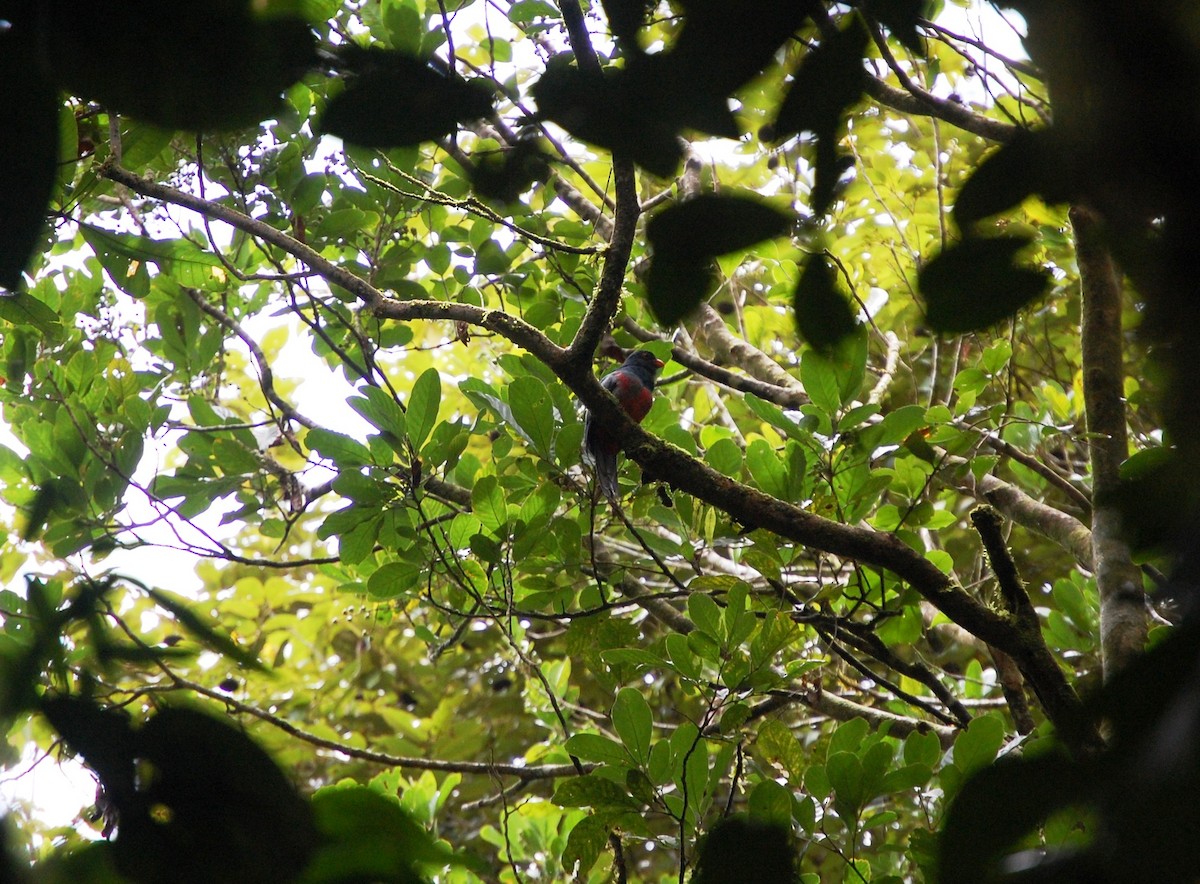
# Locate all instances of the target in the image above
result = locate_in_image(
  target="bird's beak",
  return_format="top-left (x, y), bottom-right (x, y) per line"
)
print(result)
top-left (654, 358), bottom-right (665, 368)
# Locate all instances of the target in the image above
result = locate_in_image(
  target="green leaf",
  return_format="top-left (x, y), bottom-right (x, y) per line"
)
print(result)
top-left (0, 292), bottom-right (64, 339)
top-left (508, 375), bottom-right (556, 456)
top-left (471, 475), bottom-right (508, 536)
top-left (829, 718), bottom-right (870, 757)
top-left (800, 350), bottom-right (841, 416)
top-left (952, 714), bottom-right (1006, 776)
top-left (601, 648), bottom-right (665, 669)
top-left (1118, 446), bottom-right (1173, 481)
top-left (826, 750), bottom-right (866, 818)
top-left (682, 733), bottom-right (710, 816)
top-left (563, 814), bottom-right (611, 878)
top-left (564, 732), bottom-right (631, 766)
top-left (553, 773), bottom-right (639, 810)
top-left (407, 367), bottom-right (442, 450)
top-left (794, 251), bottom-right (858, 352)
top-left (510, 0), bottom-right (560, 24)
top-left (748, 779), bottom-right (794, 827)
top-left (349, 386), bottom-right (408, 444)
top-left (308, 784), bottom-right (482, 880)
top-left (366, 559), bottom-right (424, 599)
top-left (903, 728), bottom-right (944, 768)
top-left (322, 47), bottom-right (491, 147)
top-left (305, 428), bottom-right (371, 467)
top-left (919, 236), bottom-right (1050, 333)
top-left (666, 633), bottom-right (702, 680)
top-left (867, 405), bottom-right (929, 450)
top-left (612, 687), bottom-right (653, 766)
top-left (704, 437), bottom-right (743, 476)
top-left (80, 224), bottom-right (224, 288)
top-left (745, 439), bottom-right (789, 500)
top-left (687, 593), bottom-right (724, 640)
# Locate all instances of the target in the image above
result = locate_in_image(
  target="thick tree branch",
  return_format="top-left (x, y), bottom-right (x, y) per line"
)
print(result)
top-left (939, 454), bottom-right (1094, 567)
top-left (568, 158), bottom-right (639, 364)
top-left (557, 0), bottom-right (641, 372)
top-left (693, 306), bottom-right (807, 394)
top-left (971, 506), bottom-right (1040, 632)
top-left (1072, 204), bottom-right (1147, 677)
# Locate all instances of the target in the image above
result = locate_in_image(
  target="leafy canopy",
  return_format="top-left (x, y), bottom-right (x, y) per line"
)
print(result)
top-left (3, 1), bottom-right (1199, 882)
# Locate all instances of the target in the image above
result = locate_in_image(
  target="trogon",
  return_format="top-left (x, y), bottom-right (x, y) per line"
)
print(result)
top-left (582, 349), bottom-right (665, 499)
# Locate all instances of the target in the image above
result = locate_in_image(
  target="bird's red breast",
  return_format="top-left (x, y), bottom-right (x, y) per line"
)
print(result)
top-left (608, 371), bottom-right (655, 423)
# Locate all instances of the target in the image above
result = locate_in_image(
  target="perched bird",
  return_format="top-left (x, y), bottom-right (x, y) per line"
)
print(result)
top-left (583, 350), bottom-right (665, 499)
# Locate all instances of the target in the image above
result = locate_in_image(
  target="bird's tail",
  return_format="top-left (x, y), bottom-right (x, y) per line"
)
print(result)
top-left (592, 447), bottom-right (619, 500)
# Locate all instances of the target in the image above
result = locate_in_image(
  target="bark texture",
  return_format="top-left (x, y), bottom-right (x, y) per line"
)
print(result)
top-left (1072, 204), bottom-right (1148, 678)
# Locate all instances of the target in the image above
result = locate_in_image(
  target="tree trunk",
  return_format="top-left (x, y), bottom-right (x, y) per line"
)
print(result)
top-left (1071, 204), bottom-right (1148, 677)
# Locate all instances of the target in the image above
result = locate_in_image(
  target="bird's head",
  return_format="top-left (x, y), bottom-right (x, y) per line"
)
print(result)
top-left (621, 350), bottom-right (666, 387)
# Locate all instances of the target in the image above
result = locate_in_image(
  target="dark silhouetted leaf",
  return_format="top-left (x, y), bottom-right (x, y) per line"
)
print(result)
top-left (128, 707), bottom-right (317, 883)
top-left (794, 252), bottom-right (859, 351)
top-left (41, 697), bottom-right (138, 805)
top-left (143, 586), bottom-right (263, 670)
top-left (0, 27), bottom-right (58, 290)
top-left (307, 785), bottom-right (487, 881)
top-left (646, 194), bottom-right (791, 258)
top-left (939, 753), bottom-right (1094, 884)
top-left (771, 19), bottom-right (866, 215)
top-left (621, 49), bottom-right (742, 141)
top-left (48, 1), bottom-right (316, 131)
top-left (810, 144), bottom-right (856, 216)
top-left (469, 135), bottom-right (551, 203)
top-left (21, 478), bottom-right (71, 541)
top-left (0, 292), bottom-right (64, 340)
top-left (321, 48), bottom-right (493, 147)
top-left (954, 129), bottom-right (1072, 226)
top-left (1104, 449), bottom-right (1193, 555)
top-left (691, 818), bottom-right (797, 884)
top-left (863, 0), bottom-right (928, 54)
top-left (646, 255), bottom-right (718, 326)
top-left (668, 0), bottom-right (809, 101)
top-left (601, 0), bottom-right (648, 44)
top-left (918, 236), bottom-right (1050, 333)
top-left (44, 698), bottom-right (317, 884)
top-left (532, 60), bottom-right (684, 177)
top-left (772, 16), bottom-right (868, 143)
